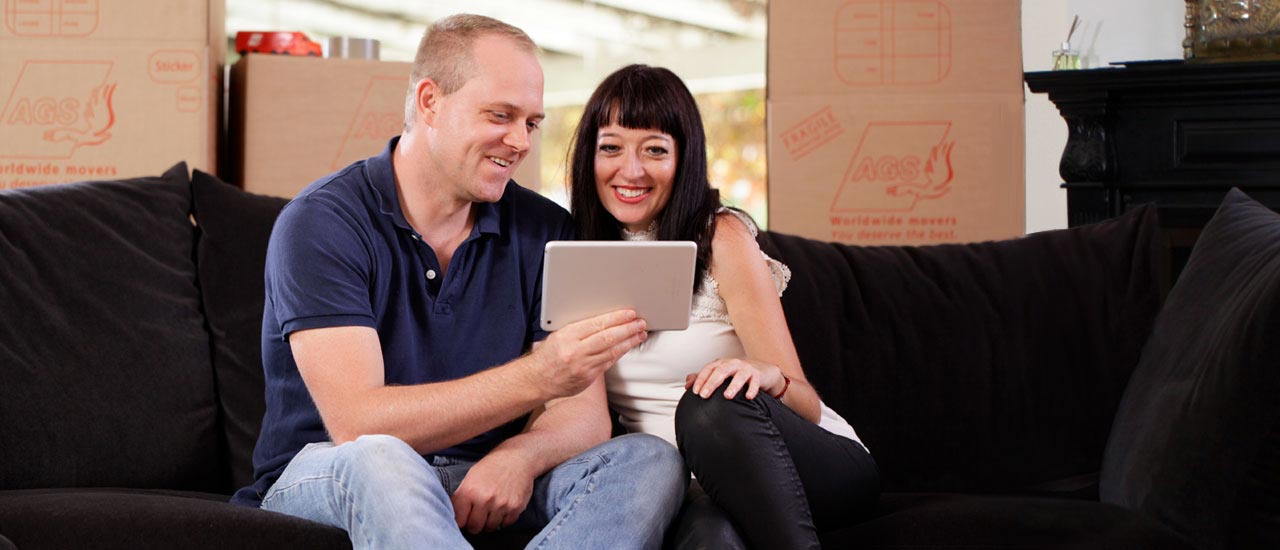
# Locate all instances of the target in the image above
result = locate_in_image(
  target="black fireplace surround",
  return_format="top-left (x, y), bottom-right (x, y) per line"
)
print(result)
top-left (1025, 60), bottom-right (1280, 280)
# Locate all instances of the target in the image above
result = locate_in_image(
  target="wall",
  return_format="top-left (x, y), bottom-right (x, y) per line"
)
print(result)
top-left (1021, 0), bottom-right (1183, 233)
top-left (1069, 0), bottom-right (1184, 68)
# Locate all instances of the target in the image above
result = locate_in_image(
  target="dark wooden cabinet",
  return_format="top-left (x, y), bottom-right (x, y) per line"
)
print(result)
top-left (1026, 60), bottom-right (1280, 279)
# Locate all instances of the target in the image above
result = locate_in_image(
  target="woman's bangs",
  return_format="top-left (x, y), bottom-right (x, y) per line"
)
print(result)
top-left (596, 89), bottom-right (680, 138)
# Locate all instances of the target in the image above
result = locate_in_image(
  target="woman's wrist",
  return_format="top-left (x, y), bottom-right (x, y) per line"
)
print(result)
top-left (771, 373), bottom-right (791, 399)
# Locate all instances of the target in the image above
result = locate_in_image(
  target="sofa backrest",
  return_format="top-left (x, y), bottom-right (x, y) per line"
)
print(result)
top-left (0, 164), bottom-right (223, 492)
top-left (758, 206), bottom-right (1163, 494)
top-left (0, 165), bottom-right (1165, 498)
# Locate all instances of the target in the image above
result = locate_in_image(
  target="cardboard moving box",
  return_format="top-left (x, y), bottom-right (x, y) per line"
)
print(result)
top-left (770, 95), bottom-right (1023, 244)
top-left (0, 0), bottom-right (224, 190)
top-left (228, 54), bottom-right (540, 198)
top-left (767, 0), bottom-right (1023, 245)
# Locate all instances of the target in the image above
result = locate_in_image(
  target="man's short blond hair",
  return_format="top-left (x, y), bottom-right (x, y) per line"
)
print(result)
top-left (403, 14), bottom-right (537, 127)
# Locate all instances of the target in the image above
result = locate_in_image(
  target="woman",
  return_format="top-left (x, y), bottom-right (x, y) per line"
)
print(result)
top-left (569, 64), bottom-right (880, 549)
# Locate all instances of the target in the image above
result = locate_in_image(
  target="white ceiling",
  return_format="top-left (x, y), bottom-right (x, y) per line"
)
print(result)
top-left (226, 0), bottom-right (768, 106)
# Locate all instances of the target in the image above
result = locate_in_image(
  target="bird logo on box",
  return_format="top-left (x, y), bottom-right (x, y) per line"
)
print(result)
top-left (43, 82), bottom-right (117, 151)
top-left (887, 139), bottom-right (954, 200)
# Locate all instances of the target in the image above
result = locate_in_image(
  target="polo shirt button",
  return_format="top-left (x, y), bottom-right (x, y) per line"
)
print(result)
top-left (425, 269), bottom-right (437, 280)
top-left (411, 234), bottom-right (420, 241)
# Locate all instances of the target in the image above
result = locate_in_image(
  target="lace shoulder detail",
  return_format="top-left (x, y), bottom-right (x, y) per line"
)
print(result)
top-left (763, 253), bottom-right (792, 296)
top-left (716, 207), bottom-right (758, 237)
top-left (693, 209), bottom-right (793, 322)
top-left (714, 207), bottom-right (790, 296)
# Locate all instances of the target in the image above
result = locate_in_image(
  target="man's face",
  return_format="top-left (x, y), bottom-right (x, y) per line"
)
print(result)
top-left (425, 35), bottom-right (544, 204)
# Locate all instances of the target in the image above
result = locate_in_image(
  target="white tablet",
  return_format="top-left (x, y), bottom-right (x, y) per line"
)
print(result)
top-left (540, 241), bottom-right (697, 331)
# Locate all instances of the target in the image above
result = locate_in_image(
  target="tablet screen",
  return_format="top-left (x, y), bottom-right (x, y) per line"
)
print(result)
top-left (540, 241), bottom-right (697, 331)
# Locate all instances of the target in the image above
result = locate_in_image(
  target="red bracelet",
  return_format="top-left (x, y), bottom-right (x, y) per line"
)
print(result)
top-left (773, 375), bottom-right (791, 399)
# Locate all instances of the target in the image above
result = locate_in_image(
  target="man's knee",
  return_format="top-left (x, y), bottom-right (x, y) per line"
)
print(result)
top-left (331, 434), bottom-right (435, 488)
top-left (263, 434), bottom-right (448, 533)
top-left (602, 433), bottom-right (684, 471)
top-left (598, 434), bottom-right (687, 513)
top-left (597, 434), bottom-right (686, 493)
top-left (339, 434), bottom-right (419, 462)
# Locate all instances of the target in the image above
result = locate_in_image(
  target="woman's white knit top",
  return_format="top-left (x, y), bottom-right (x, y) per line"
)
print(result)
top-left (604, 209), bottom-right (862, 448)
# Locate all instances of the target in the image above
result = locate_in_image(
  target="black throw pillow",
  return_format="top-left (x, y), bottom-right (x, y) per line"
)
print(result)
top-left (0, 163), bottom-right (220, 492)
top-left (189, 170), bottom-right (289, 493)
top-left (1101, 189), bottom-right (1280, 549)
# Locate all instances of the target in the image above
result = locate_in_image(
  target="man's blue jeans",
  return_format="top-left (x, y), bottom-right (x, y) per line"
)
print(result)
top-left (260, 433), bottom-right (687, 550)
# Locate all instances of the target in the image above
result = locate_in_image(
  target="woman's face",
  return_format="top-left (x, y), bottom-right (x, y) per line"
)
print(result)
top-left (594, 124), bottom-right (677, 233)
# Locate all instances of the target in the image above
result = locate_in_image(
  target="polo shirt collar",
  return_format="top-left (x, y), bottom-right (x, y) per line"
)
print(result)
top-left (367, 136), bottom-right (503, 238)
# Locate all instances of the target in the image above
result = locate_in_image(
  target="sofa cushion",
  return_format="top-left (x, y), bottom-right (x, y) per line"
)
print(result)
top-left (0, 487), bottom-right (537, 550)
top-left (820, 493), bottom-right (1192, 549)
top-left (758, 206), bottom-right (1162, 493)
top-left (1101, 189), bottom-right (1280, 549)
top-left (0, 488), bottom-right (348, 549)
top-left (189, 170), bottom-right (289, 492)
top-left (0, 164), bottom-right (220, 492)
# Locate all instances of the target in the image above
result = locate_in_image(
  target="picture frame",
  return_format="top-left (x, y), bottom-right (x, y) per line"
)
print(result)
top-left (1185, 0), bottom-right (1280, 61)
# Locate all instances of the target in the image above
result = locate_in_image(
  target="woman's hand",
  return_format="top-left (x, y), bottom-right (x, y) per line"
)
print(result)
top-left (685, 358), bottom-right (785, 400)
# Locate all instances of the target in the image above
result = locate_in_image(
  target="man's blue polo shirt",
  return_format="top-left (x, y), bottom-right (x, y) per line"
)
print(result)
top-left (232, 137), bottom-right (573, 506)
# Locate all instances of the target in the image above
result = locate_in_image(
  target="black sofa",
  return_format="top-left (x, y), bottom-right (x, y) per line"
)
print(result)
top-left (1, 164), bottom-right (1276, 549)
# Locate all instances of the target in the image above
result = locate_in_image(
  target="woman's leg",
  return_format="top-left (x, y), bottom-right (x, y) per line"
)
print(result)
top-left (675, 382), bottom-right (879, 548)
top-left (665, 480), bottom-right (747, 550)
top-left (774, 403), bottom-right (879, 531)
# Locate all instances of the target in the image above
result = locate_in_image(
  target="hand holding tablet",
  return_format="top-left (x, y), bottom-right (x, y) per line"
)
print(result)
top-left (540, 241), bottom-right (697, 331)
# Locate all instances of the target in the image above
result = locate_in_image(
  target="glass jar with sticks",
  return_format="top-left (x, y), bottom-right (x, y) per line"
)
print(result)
top-left (1052, 15), bottom-right (1082, 70)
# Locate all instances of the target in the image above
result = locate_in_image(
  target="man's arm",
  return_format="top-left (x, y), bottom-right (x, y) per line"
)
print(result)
top-left (290, 309), bottom-right (644, 454)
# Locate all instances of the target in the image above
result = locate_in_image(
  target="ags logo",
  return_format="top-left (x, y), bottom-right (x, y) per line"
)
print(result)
top-left (831, 121), bottom-right (954, 212)
top-left (2, 61), bottom-right (116, 158)
top-left (331, 76), bottom-right (407, 170)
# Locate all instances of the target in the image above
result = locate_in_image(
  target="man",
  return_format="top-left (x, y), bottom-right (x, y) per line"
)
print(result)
top-left (231, 14), bottom-right (686, 549)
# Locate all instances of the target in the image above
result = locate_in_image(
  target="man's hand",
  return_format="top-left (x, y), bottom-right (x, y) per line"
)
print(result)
top-left (452, 451), bottom-right (537, 534)
top-left (450, 312), bottom-right (639, 535)
top-left (527, 309), bottom-right (647, 399)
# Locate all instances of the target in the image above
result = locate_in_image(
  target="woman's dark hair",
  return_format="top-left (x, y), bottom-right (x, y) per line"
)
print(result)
top-left (569, 64), bottom-right (722, 291)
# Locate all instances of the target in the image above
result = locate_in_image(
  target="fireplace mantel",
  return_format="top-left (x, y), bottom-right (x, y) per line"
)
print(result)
top-left (1026, 60), bottom-right (1280, 278)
